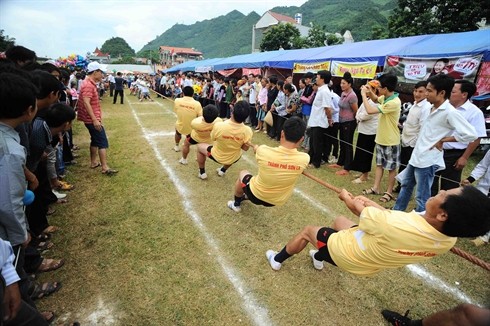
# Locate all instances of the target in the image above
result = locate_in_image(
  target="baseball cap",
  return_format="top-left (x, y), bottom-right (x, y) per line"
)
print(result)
top-left (304, 72), bottom-right (314, 79)
top-left (87, 62), bottom-right (107, 73)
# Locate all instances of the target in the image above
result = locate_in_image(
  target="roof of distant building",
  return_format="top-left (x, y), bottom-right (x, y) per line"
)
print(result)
top-left (267, 11), bottom-right (297, 24)
top-left (159, 46), bottom-right (202, 56)
top-left (93, 47), bottom-right (109, 57)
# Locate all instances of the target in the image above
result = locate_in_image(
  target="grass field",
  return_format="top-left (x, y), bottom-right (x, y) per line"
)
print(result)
top-left (37, 91), bottom-right (489, 325)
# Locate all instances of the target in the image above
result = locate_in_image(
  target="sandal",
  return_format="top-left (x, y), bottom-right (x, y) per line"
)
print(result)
top-left (43, 225), bottom-right (59, 234)
top-left (102, 168), bottom-right (118, 176)
top-left (362, 187), bottom-right (379, 195)
top-left (335, 169), bottom-right (349, 176)
top-left (90, 162), bottom-right (101, 169)
top-left (56, 180), bottom-right (74, 191)
top-left (352, 177), bottom-right (367, 184)
top-left (379, 192), bottom-right (395, 203)
top-left (37, 258), bottom-right (65, 273)
top-left (37, 241), bottom-right (54, 251)
top-left (30, 281), bottom-right (62, 300)
top-left (46, 207), bottom-right (56, 216)
top-left (41, 311), bottom-right (56, 323)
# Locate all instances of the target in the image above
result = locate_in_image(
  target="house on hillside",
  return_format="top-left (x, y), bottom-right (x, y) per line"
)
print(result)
top-left (88, 47), bottom-right (110, 63)
top-left (252, 11), bottom-right (354, 52)
top-left (159, 46), bottom-right (203, 68)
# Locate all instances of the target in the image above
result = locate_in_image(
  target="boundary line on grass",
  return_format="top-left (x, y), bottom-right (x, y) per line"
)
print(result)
top-left (136, 99), bottom-right (483, 308)
top-left (128, 100), bottom-right (273, 326)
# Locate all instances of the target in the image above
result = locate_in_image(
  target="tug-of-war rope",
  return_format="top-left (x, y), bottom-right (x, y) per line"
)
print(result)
top-left (146, 88), bottom-right (490, 272)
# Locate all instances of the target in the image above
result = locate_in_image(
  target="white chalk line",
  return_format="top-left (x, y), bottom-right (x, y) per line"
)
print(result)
top-left (132, 101), bottom-right (482, 307)
top-left (128, 100), bottom-right (273, 326)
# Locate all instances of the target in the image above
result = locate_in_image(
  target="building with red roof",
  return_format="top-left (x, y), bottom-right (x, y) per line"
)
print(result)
top-left (159, 46), bottom-right (203, 67)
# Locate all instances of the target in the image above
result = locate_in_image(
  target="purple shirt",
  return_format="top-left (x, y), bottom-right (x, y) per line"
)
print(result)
top-left (338, 90), bottom-right (358, 123)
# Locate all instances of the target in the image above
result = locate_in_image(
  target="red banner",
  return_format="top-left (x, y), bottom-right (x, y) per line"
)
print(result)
top-left (476, 62), bottom-right (490, 97)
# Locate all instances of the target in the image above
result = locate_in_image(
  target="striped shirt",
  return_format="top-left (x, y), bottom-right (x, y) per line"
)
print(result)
top-left (77, 78), bottom-right (102, 124)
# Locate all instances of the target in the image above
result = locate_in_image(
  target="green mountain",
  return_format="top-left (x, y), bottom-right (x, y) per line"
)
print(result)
top-left (138, 0), bottom-right (396, 58)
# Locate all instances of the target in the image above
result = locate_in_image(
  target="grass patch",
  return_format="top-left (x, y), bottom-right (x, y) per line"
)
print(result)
top-left (38, 92), bottom-right (490, 325)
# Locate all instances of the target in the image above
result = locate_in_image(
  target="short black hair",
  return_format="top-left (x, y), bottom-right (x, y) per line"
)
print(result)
top-left (45, 103), bottom-right (76, 128)
top-left (342, 72), bottom-right (353, 85)
top-left (203, 104), bottom-right (219, 123)
top-left (31, 70), bottom-right (63, 99)
top-left (283, 116), bottom-right (306, 142)
top-left (317, 70), bottom-right (332, 84)
top-left (454, 80), bottom-right (477, 98)
top-left (232, 100), bottom-right (250, 123)
top-left (414, 80), bottom-right (428, 89)
top-left (277, 80), bottom-right (284, 88)
top-left (5, 46), bottom-right (37, 65)
top-left (440, 186), bottom-right (490, 237)
top-left (269, 76), bottom-right (278, 85)
top-left (284, 83), bottom-right (295, 93)
top-left (41, 63), bottom-right (61, 76)
top-left (0, 73), bottom-right (38, 119)
top-left (378, 73), bottom-right (397, 92)
top-left (183, 86), bottom-right (194, 97)
top-left (427, 74), bottom-right (454, 100)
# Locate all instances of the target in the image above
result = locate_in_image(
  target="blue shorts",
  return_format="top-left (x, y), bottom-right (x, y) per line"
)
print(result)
top-left (85, 124), bottom-right (109, 149)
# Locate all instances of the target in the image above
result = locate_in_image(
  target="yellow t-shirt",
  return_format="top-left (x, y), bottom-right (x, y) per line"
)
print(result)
top-left (192, 84), bottom-right (202, 96)
top-left (190, 117), bottom-right (223, 144)
top-left (375, 94), bottom-right (401, 146)
top-left (210, 120), bottom-right (253, 165)
top-left (250, 145), bottom-right (309, 206)
top-left (327, 207), bottom-right (456, 276)
top-left (174, 96), bottom-right (203, 135)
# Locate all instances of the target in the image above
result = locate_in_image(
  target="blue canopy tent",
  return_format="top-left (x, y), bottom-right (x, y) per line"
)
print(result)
top-left (164, 60), bottom-right (197, 73)
top-left (212, 50), bottom-right (288, 70)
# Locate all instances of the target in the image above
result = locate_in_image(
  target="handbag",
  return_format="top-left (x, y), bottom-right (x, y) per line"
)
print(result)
top-left (264, 110), bottom-right (273, 126)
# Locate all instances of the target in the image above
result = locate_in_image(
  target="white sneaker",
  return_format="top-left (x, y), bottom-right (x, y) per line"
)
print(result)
top-left (52, 190), bottom-right (67, 199)
top-left (266, 250), bottom-right (282, 271)
top-left (227, 200), bottom-right (241, 212)
top-left (309, 250), bottom-right (324, 270)
top-left (173, 145), bottom-right (180, 152)
top-left (216, 167), bottom-right (226, 177)
top-left (178, 158), bottom-right (188, 165)
top-left (198, 172), bottom-right (207, 180)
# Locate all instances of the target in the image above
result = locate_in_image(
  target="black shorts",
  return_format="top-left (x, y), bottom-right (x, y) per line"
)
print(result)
top-left (206, 146), bottom-right (240, 165)
top-left (241, 174), bottom-right (274, 207)
top-left (315, 227), bottom-right (338, 266)
top-left (186, 135), bottom-right (198, 145)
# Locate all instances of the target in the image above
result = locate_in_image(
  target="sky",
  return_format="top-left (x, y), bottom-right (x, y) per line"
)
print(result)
top-left (1, 0), bottom-right (308, 59)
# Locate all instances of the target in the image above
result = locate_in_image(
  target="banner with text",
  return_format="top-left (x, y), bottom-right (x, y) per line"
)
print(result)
top-left (475, 61), bottom-right (490, 97)
top-left (383, 55), bottom-right (483, 83)
top-left (293, 61), bottom-right (330, 74)
top-left (331, 61), bottom-right (378, 79)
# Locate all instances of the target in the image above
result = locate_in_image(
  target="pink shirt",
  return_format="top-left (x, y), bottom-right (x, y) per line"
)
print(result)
top-left (258, 87), bottom-right (268, 106)
top-left (77, 78), bottom-right (101, 124)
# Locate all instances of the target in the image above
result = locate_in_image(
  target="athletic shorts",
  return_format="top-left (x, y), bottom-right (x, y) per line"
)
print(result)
top-left (85, 124), bottom-right (109, 149)
top-left (206, 146), bottom-right (240, 165)
top-left (315, 227), bottom-right (338, 266)
top-left (375, 144), bottom-right (400, 170)
top-left (186, 135), bottom-right (198, 145)
top-left (241, 174), bottom-right (274, 207)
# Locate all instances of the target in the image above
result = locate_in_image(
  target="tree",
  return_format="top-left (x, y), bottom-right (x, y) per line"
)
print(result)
top-left (0, 30), bottom-right (15, 51)
top-left (260, 23), bottom-right (302, 51)
top-left (388, 0), bottom-right (490, 37)
top-left (304, 24), bottom-right (327, 48)
top-left (325, 34), bottom-right (344, 46)
top-left (100, 37), bottom-right (135, 57)
top-left (138, 50), bottom-right (160, 64)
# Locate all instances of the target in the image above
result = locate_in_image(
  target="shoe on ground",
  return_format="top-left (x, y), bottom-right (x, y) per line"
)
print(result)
top-left (266, 250), bottom-right (282, 271)
top-left (173, 145), bottom-right (180, 152)
top-left (56, 180), bottom-right (74, 191)
top-left (309, 250), bottom-right (324, 270)
top-left (381, 309), bottom-right (411, 326)
top-left (227, 200), bottom-right (241, 212)
top-left (352, 177), bottom-right (367, 184)
top-left (327, 155), bottom-right (338, 164)
top-left (216, 168), bottom-right (226, 177)
top-left (52, 190), bottom-right (67, 199)
top-left (198, 172), bottom-right (207, 180)
top-left (178, 158), bottom-right (188, 165)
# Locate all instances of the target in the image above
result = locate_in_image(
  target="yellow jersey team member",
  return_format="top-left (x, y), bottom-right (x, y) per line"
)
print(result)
top-left (266, 186), bottom-right (490, 275)
top-left (173, 86), bottom-right (202, 152)
top-left (227, 117), bottom-right (310, 212)
top-left (179, 104), bottom-right (222, 165)
top-left (196, 101), bottom-right (252, 179)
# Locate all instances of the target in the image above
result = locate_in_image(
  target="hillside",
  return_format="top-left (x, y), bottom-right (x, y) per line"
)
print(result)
top-left (139, 0), bottom-right (396, 58)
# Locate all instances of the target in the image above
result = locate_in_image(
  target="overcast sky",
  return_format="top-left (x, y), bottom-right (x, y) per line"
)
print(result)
top-left (1, 0), bottom-right (308, 58)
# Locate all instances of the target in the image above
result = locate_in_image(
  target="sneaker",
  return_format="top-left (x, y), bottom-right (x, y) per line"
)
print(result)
top-left (265, 250), bottom-right (282, 271)
top-left (173, 145), bottom-right (180, 152)
top-left (178, 158), bottom-right (188, 165)
top-left (327, 155), bottom-right (338, 164)
top-left (216, 167), bottom-right (226, 177)
top-left (381, 309), bottom-right (411, 326)
top-left (227, 200), bottom-right (241, 212)
top-left (198, 172), bottom-right (207, 180)
top-left (309, 250), bottom-right (324, 270)
top-left (52, 190), bottom-right (67, 199)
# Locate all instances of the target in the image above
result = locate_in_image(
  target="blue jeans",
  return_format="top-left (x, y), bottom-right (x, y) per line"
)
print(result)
top-left (393, 164), bottom-right (438, 212)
